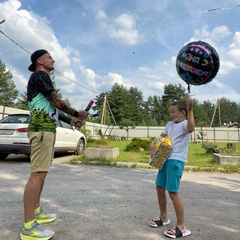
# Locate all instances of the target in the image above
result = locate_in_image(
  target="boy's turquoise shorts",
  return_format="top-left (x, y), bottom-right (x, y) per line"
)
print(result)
top-left (155, 159), bottom-right (185, 193)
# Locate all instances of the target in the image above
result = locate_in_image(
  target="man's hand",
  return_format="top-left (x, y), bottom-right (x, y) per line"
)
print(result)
top-left (76, 111), bottom-right (89, 120)
top-left (71, 119), bottom-right (85, 128)
top-left (46, 91), bottom-right (91, 119)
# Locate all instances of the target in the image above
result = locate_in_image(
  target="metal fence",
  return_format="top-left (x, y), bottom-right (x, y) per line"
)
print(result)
top-left (85, 122), bottom-right (240, 143)
top-left (1, 105), bottom-right (239, 142)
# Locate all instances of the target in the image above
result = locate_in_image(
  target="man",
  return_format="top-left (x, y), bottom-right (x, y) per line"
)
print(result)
top-left (20, 49), bottom-right (88, 240)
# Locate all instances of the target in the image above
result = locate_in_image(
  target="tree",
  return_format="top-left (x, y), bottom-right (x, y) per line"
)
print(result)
top-left (144, 95), bottom-right (162, 126)
top-left (192, 99), bottom-right (212, 127)
top-left (91, 93), bottom-right (111, 123)
top-left (162, 83), bottom-right (188, 106)
top-left (93, 83), bottom-right (146, 126)
top-left (15, 92), bottom-right (28, 110)
top-left (0, 59), bottom-right (19, 107)
top-left (127, 86), bottom-right (145, 125)
top-left (219, 98), bottom-right (240, 125)
top-left (161, 84), bottom-right (188, 124)
top-left (201, 100), bottom-right (215, 126)
top-left (108, 83), bottom-right (131, 125)
top-left (119, 118), bottom-right (135, 140)
top-left (87, 82), bottom-right (240, 127)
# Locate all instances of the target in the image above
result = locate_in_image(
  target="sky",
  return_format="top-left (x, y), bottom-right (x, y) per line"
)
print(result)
top-left (0, 0), bottom-right (240, 111)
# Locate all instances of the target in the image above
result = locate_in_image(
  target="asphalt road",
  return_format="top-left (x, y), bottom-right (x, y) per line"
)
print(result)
top-left (0, 154), bottom-right (240, 240)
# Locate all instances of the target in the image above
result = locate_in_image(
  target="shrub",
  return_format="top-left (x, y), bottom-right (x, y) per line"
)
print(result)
top-left (125, 138), bottom-right (152, 151)
top-left (202, 142), bottom-right (239, 155)
top-left (218, 143), bottom-right (238, 156)
top-left (93, 139), bottom-right (108, 147)
top-left (87, 138), bottom-right (109, 147)
top-left (86, 138), bottom-right (95, 143)
top-left (202, 143), bottom-right (219, 153)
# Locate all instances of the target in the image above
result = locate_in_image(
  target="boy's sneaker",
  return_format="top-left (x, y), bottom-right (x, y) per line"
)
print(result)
top-left (36, 207), bottom-right (56, 224)
top-left (20, 220), bottom-right (54, 240)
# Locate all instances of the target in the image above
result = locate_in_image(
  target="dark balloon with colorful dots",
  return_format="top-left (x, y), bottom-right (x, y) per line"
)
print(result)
top-left (176, 41), bottom-right (220, 90)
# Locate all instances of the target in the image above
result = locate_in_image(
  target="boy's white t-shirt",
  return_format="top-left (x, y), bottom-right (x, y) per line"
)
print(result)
top-left (162, 119), bottom-right (191, 163)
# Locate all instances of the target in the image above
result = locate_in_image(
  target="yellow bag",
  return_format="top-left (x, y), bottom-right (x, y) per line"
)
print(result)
top-left (149, 136), bottom-right (172, 169)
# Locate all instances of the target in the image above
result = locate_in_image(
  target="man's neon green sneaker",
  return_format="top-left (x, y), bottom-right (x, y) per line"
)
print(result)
top-left (20, 220), bottom-right (54, 240)
top-left (35, 207), bottom-right (56, 224)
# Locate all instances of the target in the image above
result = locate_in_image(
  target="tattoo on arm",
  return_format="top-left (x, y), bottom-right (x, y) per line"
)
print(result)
top-left (46, 91), bottom-right (77, 116)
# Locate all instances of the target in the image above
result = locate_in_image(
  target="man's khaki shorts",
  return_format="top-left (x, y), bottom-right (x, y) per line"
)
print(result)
top-left (28, 131), bottom-right (56, 172)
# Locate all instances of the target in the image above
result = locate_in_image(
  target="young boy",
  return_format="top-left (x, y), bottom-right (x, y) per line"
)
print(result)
top-left (149, 99), bottom-right (195, 238)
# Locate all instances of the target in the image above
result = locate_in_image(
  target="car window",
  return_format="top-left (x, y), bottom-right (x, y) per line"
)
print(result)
top-left (60, 121), bottom-right (73, 130)
top-left (0, 115), bottom-right (30, 123)
top-left (19, 117), bottom-right (30, 123)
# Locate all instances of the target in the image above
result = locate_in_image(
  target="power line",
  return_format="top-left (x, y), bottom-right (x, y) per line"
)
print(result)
top-left (0, 29), bottom-right (100, 94)
top-left (54, 69), bottom-right (100, 93)
top-left (0, 30), bottom-right (31, 54)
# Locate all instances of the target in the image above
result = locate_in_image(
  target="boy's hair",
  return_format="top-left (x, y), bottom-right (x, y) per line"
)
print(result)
top-left (171, 100), bottom-right (188, 115)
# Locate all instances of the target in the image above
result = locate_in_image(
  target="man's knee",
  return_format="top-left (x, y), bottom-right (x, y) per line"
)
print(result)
top-left (30, 171), bottom-right (48, 182)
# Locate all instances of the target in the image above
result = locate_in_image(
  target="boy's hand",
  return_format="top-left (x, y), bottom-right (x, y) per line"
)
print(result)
top-left (150, 137), bottom-right (158, 158)
top-left (186, 98), bottom-right (195, 133)
top-left (186, 98), bottom-right (193, 111)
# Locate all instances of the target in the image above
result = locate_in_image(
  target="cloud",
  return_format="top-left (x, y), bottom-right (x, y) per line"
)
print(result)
top-left (96, 10), bottom-right (141, 46)
top-left (10, 68), bottom-right (28, 93)
top-left (107, 72), bottom-right (125, 85)
top-left (89, 72), bottom-right (134, 93)
top-left (227, 31), bottom-right (240, 64)
top-left (190, 25), bottom-right (230, 45)
top-left (0, 0), bottom-right (72, 72)
top-left (0, 0), bottom-right (95, 108)
top-left (218, 60), bottom-right (236, 75)
top-left (82, 68), bottom-right (97, 89)
top-left (96, 9), bottom-right (108, 21)
top-left (148, 81), bottom-right (165, 92)
top-left (211, 26), bottom-right (231, 41)
top-left (109, 13), bottom-right (141, 46)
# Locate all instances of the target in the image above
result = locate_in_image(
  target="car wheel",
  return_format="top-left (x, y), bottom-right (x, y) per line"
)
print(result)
top-left (74, 138), bottom-right (85, 155)
top-left (0, 153), bottom-right (9, 160)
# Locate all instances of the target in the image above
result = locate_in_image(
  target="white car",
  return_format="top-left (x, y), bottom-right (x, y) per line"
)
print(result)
top-left (0, 113), bottom-right (86, 160)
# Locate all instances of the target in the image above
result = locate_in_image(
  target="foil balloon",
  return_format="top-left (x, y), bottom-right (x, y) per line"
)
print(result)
top-left (176, 41), bottom-right (220, 92)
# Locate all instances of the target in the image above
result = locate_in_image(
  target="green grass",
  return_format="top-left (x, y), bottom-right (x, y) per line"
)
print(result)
top-left (187, 143), bottom-right (214, 166)
top-left (186, 142), bottom-right (240, 173)
top-left (71, 140), bottom-right (240, 173)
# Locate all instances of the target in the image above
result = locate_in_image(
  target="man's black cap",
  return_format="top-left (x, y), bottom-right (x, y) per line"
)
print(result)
top-left (28, 49), bottom-right (48, 72)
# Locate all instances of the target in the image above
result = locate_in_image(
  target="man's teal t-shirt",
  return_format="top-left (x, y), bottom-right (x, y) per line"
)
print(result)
top-left (27, 71), bottom-right (58, 132)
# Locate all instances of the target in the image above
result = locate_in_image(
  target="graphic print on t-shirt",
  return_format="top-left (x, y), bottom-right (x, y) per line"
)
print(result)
top-left (27, 71), bottom-right (58, 132)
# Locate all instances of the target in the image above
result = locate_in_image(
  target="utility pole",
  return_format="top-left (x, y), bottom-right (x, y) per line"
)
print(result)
top-left (101, 95), bottom-right (107, 126)
top-left (0, 20), bottom-right (6, 118)
top-left (210, 98), bottom-right (221, 127)
top-left (218, 99), bottom-right (221, 126)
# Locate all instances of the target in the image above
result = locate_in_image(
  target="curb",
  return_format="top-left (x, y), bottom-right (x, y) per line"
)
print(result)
top-left (53, 155), bottom-right (240, 173)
